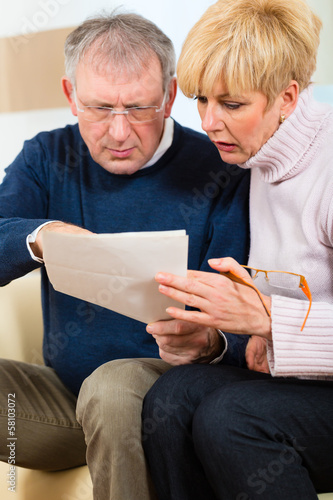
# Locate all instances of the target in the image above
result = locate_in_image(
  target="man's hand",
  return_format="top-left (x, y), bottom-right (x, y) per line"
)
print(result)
top-left (30, 221), bottom-right (93, 260)
top-left (146, 319), bottom-right (224, 365)
top-left (245, 335), bottom-right (270, 373)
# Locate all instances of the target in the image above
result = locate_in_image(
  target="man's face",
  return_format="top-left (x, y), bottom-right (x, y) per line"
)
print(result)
top-left (64, 55), bottom-right (175, 175)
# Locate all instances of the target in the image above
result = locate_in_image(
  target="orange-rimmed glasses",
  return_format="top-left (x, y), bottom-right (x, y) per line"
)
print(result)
top-left (220, 266), bottom-right (312, 331)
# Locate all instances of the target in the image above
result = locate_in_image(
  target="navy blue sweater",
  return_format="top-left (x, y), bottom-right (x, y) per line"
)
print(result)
top-left (0, 120), bottom-right (250, 394)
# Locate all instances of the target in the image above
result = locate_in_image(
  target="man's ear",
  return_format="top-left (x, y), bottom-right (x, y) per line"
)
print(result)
top-left (61, 76), bottom-right (78, 117)
top-left (280, 80), bottom-right (299, 119)
top-left (164, 77), bottom-right (177, 118)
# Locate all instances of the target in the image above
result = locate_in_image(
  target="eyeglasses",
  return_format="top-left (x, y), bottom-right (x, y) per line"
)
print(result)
top-left (220, 266), bottom-right (312, 331)
top-left (74, 90), bottom-right (168, 124)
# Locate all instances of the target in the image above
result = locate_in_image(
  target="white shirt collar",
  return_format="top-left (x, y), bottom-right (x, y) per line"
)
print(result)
top-left (142, 117), bottom-right (174, 169)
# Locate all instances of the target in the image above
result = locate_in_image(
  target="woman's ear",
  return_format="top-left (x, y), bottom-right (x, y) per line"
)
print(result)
top-left (61, 76), bottom-right (78, 117)
top-left (280, 80), bottom-right (299, 119)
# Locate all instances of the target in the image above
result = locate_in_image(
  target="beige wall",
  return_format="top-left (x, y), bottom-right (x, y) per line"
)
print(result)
top-left (0, 27), bottom-right (73, 113)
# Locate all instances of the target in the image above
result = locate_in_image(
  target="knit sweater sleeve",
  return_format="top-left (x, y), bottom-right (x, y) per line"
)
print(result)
top-left (267, 295), bottom-right (333, 378)
top-left (266, 189), bottom-right (333, 379)
top-left (0, 136), bottom-right (52, 285)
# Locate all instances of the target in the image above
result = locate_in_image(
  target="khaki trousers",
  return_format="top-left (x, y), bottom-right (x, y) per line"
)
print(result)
top-left (0, 357), bottom-right (171, 499)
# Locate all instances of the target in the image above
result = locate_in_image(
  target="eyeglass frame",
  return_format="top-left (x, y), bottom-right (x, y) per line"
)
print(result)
top-left (220, 265), bottom-right (312, 331)
top-left (73, 88), bottom-right (168, 124)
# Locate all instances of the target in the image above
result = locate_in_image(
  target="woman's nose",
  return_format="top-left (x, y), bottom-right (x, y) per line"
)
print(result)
top-left (201, 104), bottom-right (225, 133)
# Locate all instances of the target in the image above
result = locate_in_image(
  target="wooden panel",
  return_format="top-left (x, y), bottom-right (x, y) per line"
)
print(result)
top-left (0, 26), bottom-right (74, 112)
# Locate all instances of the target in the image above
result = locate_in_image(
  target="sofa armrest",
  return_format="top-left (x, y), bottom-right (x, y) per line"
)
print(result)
top-left (0, 270), bottom-right (43, 363)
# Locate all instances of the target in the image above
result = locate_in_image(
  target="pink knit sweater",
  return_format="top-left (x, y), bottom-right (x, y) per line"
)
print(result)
top-left (240, 86), bottom-right (333, 378)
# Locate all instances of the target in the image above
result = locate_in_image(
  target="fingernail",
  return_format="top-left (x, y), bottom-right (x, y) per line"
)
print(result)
top-left (155, 272), bottom-right (166, 281)
top-left (208, 259), bottom-right (221, 265)
top-left (146, 325), bottom-right (154, 333)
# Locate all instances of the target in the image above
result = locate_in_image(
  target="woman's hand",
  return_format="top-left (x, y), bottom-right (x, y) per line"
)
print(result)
top-left (246, 335), bottom-right (270, 373)
top-left (155, 257), bottom-right (272, 340)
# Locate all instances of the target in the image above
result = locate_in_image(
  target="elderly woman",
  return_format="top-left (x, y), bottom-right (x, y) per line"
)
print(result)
top-left (142, 0), bottom-right (333, 498)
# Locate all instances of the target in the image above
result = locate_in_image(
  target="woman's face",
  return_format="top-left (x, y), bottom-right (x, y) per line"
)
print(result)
top-left (197, 81), bottom-right (283, 164)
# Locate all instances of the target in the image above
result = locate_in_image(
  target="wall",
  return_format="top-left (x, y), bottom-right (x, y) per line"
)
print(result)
top-left (0, 0), bottom-right (332, 181)
top-left (307, 0), bottom-right (333, 107)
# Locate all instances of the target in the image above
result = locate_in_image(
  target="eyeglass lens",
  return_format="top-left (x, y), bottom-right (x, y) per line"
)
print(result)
top-left (252, 270), bottom-right (301, 290)
top-left (83, 107), bottom-right (160, 123)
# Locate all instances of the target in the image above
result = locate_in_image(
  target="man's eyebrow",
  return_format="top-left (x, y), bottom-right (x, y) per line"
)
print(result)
top-left (80, 98), bottom-right (113, 107)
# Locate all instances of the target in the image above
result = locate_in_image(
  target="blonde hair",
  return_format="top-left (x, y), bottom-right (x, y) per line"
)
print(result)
top-left (177, 0), bottom-right (322, 106)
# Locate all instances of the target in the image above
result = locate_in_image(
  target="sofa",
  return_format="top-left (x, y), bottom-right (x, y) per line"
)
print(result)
top-left (0, 270), bottom-right (92, 500)
top-left (0, 270), bottom-right (332, 499)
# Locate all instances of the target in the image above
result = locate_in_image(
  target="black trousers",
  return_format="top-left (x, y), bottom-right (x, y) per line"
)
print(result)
top-left (142, 364), bottom-right (333, 500)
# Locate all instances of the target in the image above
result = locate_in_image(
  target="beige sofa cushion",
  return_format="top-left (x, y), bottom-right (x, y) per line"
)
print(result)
top-left (0, 271), bottom-right (43, 363)
top-left (0, 271), bottom-right (92, 499)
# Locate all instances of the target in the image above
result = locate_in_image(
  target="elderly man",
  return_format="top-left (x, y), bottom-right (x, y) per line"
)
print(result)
top-left (0, 12), bottom-right (249, 500)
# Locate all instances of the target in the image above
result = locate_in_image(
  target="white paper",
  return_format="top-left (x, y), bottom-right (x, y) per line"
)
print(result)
top-left (42, 230), bottom-right (188, 324)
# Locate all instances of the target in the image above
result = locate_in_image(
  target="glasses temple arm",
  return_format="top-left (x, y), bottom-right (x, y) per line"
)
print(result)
top-left (300, 279), bottom-right (312, 331)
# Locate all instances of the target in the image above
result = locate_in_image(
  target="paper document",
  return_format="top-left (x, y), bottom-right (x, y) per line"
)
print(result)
top-left (43, 230), bottom-right (188, 324)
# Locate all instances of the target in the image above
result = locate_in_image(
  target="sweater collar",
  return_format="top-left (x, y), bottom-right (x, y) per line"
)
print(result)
top-left (238, 86), bottom-right (331, 183)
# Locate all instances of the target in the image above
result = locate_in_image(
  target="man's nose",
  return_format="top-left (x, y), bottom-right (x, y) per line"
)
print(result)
top-left (108, 113), bottom-right (132, 141)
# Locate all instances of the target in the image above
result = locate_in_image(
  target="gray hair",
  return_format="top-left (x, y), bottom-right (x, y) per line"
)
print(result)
top-left (64, 11), bottom-right (176, 91)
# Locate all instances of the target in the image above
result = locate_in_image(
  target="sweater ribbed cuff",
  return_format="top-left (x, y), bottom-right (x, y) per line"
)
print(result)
top-left (267, 295), bottom-right (333, 379)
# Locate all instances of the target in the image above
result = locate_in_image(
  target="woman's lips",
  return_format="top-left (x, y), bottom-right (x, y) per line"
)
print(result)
top-left (214, 141), bottom-right (237, 152)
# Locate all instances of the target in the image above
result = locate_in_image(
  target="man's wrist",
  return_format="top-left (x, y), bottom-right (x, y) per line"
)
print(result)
top-left (27, 221), bottom-right (59, 263)
top-left (210, 329), bottom-right (228, 365)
